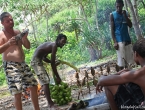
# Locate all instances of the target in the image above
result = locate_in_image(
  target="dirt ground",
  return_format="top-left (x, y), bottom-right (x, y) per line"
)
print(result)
top-left (0, 86), bottom-right (97, 110)
top-left (0, 60), bottom-right (128, 110)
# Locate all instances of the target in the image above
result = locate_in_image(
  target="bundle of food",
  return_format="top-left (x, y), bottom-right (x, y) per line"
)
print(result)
top-left (50, 82), bottom-right (72, 106)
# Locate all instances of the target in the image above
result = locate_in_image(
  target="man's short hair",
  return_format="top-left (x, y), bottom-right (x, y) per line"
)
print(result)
top-left (0, 12), bottom-right (11, 22)
top-left (115, 0), bottom-right (124, 6)
top-left (133, 38), bottom-right (145, 58)
top-left (56, 34), bottom-right (67, 42)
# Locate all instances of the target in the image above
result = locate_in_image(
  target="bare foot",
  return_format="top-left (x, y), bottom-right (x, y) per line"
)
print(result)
top-left (49, 101), bottom-right (55, 107)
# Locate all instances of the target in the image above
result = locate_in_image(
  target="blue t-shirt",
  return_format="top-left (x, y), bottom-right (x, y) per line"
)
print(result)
top-left (112, 11), bottom-right (131, 42)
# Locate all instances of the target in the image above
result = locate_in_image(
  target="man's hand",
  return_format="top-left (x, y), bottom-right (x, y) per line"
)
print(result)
top-left (56, 77), bottom-right (61, 84)
top-left (119, 68), bottom-right (130, 75)
top-left (114, 42), bottom-right (119, 50)
top-left (21, 29), bottom-right (29, 40)
top-left (96, 83), bottom-right (103, 94)
top-left (8, 37), bottom-right (17, 46)
top-left (122, 10), bottom-right (127, 17)
top-left (23, 32), bottom-right (28, 39)
top-left (55, 60), bottom-right (61, 66)
top-left (15, 29), bottom-right (29, 41)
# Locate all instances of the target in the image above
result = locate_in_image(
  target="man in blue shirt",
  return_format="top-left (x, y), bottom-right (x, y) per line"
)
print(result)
top-left (110, 0), bottom-right (134, 70)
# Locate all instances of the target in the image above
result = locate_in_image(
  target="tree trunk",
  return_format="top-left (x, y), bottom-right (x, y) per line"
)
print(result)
top-left (140, 0), bottom-right (145, 8)
top-left (46, 11), bottom-right (50, 41)
top-left (30, 14), bottom-right (38, 45)
top-left (95, 0), bottom-right (99, 29)
top-left (132, 0), bottom-right (144, 37)
top-left (124, 0), bottom-right (128, 11)
top-left (78, 6), bottom-right (82, 16)
top-left (79, 3), bottom-right (91, 30)
top-left (74, 29), bottom-right (78, 41)
top-left (96, 48), bottom-right (102, 59)
top-left (88, 46), bottom-right (98, 62)
top-left (88, 44), bottom-right (103, 62)
top-left (105, 37), bottom-right (112, 50)
top-left (132, 0), bottom-right (139, 23)
top-left (126, 0), bottom-right (143, 39)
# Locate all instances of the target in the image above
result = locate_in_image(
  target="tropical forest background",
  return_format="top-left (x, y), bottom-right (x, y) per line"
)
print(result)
top-left (0, 0), bottom-right (145, 87)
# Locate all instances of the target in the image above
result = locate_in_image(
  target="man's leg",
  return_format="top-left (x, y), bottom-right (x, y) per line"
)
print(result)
top-left (31, 59), bottom-right (57, 108)
top-left (125, 44), bottom-right (134, 67)
top-left (4, 62), bottom-right (23, 110)
top-left (104, 85), bottom-right (119, 110)
top-left (29, 86), bottom-right (40, 110)
top-left (14, 93), bottom-right (22, 110)
top-left (22, 62), bottom-right (40, 110)
top-left (43, 84), bottom-right (54, 107)
top-left (117, 42), bottom-right (125, 70)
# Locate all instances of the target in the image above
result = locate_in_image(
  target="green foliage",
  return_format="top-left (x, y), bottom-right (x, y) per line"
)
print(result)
top-left (0, 0), bottom-right (145, 87)
top-left (0, 90), bottom-right (10, 98)
top-left (24, 49), bottom-right (35, 64)
top-left (138, 8), bottom-right (145, 36)
top-left (57, 31), bottom-right (90, 65)
top-left (0, 55), bottom-right (6, 86)
top-left (48, 9), bottom-right (78, 30)
top-left (0, 70), bottom-right (6, 86)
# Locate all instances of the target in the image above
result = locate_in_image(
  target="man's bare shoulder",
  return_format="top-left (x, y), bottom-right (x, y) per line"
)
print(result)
top-left (0, 31), bottom-right (6, 44)
top-left (132, 66), bottom-right (145, 77)
top-left (139, 66), bottom-right (145, 75)
top-left (110, 13), bottom-right (114, 21)
top-left (0, 31), bottom-right (4, 37)
top-left (42, 42), bottom-right (54, 46)
top-left (110, 13), bottom-right (113, 16)
top-left (44, 42), bottom-right (56, 47)
top-left (36, 42), bottom-right (54, 49)
top-left (14, 29), bottom-right (20, 34)
top-left (0, 31), bottom-right (6, 40)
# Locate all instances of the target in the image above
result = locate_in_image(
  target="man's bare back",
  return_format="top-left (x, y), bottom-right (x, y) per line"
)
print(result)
top-left (133, 66), bottom-right (145, 96)
top-left (33, 42), bottom-right (57, 60)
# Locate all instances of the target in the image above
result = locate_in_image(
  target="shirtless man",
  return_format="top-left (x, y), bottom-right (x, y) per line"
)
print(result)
top-left (0, 12), bottom-right (40, 110)
top-left (31, 33), bottom-right (67, 108)
top-left (96, 38), bottom-right (145, 110)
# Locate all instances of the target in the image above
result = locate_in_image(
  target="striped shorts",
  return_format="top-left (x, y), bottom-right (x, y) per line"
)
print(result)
top-left (3, 61), bottom-right (38, 95)
top-left (31, 57), bottom-right (50, 86)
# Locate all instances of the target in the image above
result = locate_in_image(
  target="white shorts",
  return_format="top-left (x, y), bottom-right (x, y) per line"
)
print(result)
top-left (116, 42), bottom-right (134, 67)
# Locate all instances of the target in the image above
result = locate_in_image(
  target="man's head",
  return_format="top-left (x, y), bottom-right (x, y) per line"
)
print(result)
top-left (56, 34), bottom-right (67, 48)
top-left (115, 0), bottom-right (124, 13)
top-left (0, 12), bottom-right (14, 29)
top-left (133, 38), bottom-right (145, 65)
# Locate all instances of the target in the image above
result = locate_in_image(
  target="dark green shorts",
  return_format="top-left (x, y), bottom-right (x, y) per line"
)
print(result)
top-left (114, 83), bottom-right (144, 110)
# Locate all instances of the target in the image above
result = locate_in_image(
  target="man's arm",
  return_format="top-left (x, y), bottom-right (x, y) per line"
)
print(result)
top-left (122, 10), bottom-right (132, 28)
top-left (22, 33), bottom-right (30, 49)
top-left (96, 68), bottom-right (139, 94)
top-left (51, 45), bottom-right (60, 79)
top-left (114, 69), bottom-right (130, 75)
top-left (110, 14), bottom-right (116, 43)
top-left (110, 14), bottom-right (118, 50)
top-left (97, 70), bottom-right (136, 88)
top-left (42, 54), bottom-right (51, 63)
top-left (0, 39), bottom-right (10, 54)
